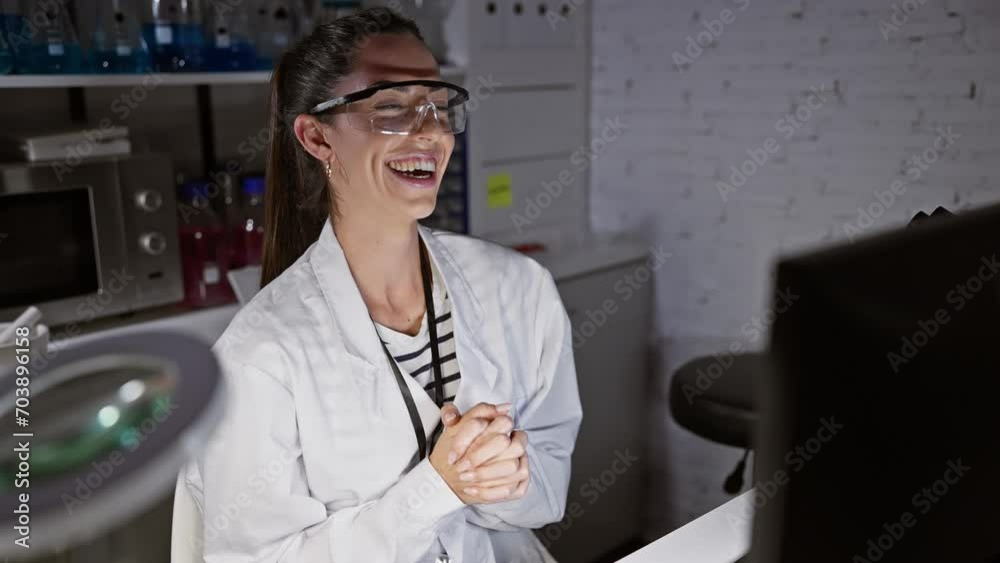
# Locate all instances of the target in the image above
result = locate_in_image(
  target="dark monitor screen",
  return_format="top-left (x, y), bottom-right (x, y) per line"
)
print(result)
top-left (0, 188), bottom-right (99, 308)
top-left (753, 204), bottom-right (1000, 563)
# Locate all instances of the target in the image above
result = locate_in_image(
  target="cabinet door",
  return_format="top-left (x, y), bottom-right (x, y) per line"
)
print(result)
top-left (475, 0), bottom-right (508, 49)
top-left (540, 262), bottom-right (653, 562)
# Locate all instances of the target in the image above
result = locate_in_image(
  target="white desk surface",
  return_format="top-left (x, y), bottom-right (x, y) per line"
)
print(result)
top-left (616, 491), bottom-right (753, 563)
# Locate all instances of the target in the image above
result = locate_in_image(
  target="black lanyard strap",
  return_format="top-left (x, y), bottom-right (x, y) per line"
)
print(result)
top-left (379, 339), bottom-right (429, 461)
top-left (420, 241), bottom-right (446, 408)
top-left (373, 239), bottom-right (445, 462)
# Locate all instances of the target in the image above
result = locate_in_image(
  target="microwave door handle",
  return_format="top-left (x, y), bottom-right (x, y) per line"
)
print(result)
top-left (86, 185), bottom-right (107, 297)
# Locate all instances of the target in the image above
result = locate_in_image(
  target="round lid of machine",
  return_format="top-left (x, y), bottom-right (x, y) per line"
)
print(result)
top-left (0, 330), bottom-right (225, 556)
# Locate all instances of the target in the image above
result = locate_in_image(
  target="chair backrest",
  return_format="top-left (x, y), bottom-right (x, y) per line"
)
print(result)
top-left (170, 470), bottom-right (204, 563)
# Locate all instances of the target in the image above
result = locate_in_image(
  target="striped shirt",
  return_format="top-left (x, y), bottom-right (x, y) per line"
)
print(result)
top-left (375, 261), bottom-right (461, 405)
top-left (375, 262), bottom-right (459, 563)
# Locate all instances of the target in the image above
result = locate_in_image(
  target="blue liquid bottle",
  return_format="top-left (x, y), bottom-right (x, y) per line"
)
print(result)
top-left (202, 0), bottom-right (256, 71)
top-left (0, 26), bottom-right (13, 74)
top-left (316, 0), bottom-right (361, 25)
top-left (0, 0), bottom-right (20, 73)
top-left (253, 0), bottom-right (310, 69)
top-left (252, 2), bottom-right (289, 70)
top-left (21, 0), bottom-right (83, 74)
top-left (91, 0), bottom-right (150, 73)
top-left (142, 0), bottom-right (202, 72)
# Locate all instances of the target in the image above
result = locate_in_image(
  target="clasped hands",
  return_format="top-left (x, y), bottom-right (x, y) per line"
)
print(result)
top-left (429, 402), bottom-right (530, 505)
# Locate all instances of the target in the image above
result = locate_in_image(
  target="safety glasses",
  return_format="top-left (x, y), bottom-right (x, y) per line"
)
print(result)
top-left (308, 79), bottom-right (470, 135)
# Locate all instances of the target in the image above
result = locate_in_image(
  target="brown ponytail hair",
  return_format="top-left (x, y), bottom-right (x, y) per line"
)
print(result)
top-left (260, 8), bottom-right (424, 287)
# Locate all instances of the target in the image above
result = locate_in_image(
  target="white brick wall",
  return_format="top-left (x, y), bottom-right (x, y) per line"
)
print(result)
top-left (590, 0), bottom-right (1000, 537)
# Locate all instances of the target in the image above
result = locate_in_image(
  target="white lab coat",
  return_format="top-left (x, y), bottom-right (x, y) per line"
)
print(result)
top-left (182, 219), bottom-right (583, 563)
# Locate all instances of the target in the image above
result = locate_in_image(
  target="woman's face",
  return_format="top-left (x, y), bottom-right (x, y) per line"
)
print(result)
top-left (323, 33), bottom-right (455, 225)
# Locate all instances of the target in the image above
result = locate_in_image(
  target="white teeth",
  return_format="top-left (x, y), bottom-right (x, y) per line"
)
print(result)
top-left (388, 159), bottom-right (436, 173)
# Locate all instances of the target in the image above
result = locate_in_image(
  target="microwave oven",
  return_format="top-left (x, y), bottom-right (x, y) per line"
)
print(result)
top-left (0, 153), bottom-right (183, 327)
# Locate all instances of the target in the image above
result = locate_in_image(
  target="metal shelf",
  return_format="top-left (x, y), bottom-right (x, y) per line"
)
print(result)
top-left (0, 65), bottom-right (464, 89)
top-left (0, 71), bottom-right (271, 88)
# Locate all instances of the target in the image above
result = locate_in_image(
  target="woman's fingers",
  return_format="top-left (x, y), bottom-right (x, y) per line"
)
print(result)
top-left (465, 484), bottom-right (516, 502)
top-left (448, 414), bottom-right (513, 466)
top-left (483, 430), bottom-right (527, 463)
top-left (467, 454), bottom-right (529, 488)
top-left (463, 470), bottom-right (530, 503)
top-left (482, 414), bottom-right (514, 436)
top-left (447, 417), bottom-right (490, 466)
top-left (440, 404), bottom-right (461, 427)
top-left (461, 457), bottom-right (518, 484)
top-left (457, 426), bottom-right (525, 470)
top-left (463, 402), bottom-right (512, 421)
top-left (445, 405), bottom-right (513, 465)
top-left (509, 476), bottom-right (529, 499)
top-left (454, 414), bottom-right (514, 464)
top-left (459, 432), bottom-right (511, 468)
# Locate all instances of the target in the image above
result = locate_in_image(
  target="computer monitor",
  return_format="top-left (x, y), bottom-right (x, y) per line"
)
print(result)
top-left (749, 203), bottom-right (1000, 563)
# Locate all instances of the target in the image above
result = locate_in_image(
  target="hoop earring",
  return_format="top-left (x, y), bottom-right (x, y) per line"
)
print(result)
top-left (325, 161), bottom-right (332, 178)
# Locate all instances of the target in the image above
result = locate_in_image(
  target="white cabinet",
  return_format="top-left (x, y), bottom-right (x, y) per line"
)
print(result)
top-left (540, 259), bottom-right (653, 563)
top-left (443, 0), bottom-right (591, 243)
top-left (477, 0), bottom-right (508, 49)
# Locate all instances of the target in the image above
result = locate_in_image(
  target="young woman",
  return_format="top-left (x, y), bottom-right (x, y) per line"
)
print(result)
top-left (182, 8), bottom-right (582, 563)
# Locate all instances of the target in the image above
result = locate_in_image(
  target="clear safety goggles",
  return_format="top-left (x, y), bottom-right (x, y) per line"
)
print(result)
top-left (308, 79), bottom-right (470, 135)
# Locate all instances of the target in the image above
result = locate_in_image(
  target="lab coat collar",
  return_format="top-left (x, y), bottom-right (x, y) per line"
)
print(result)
top-left (310, 219), bottom-right (498, 417)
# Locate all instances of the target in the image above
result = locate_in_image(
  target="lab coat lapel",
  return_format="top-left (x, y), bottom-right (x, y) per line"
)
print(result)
top-left (309, 220), bottom-right (500, 423)
top-left (418, 226), bottom-right (500, 412)
top-left (310, 219), bottom-right (393, 419)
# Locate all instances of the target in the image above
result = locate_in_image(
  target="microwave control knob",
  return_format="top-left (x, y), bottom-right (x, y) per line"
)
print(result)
top-left (139, 232), bottom-right (167, 256)
top-left (135, 190), bottom-right (163, 212)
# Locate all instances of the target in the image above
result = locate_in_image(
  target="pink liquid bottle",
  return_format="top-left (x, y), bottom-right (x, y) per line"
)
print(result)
top-left (222, 174), bottom-right (245, 269)
top-left (177, 181), bottom-right (235, 308)
top-left (236, 175), bottom-right (266, 267)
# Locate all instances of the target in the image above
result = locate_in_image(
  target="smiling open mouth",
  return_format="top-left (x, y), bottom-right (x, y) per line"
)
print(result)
top-left (387, 158), bottom-right (436, 181)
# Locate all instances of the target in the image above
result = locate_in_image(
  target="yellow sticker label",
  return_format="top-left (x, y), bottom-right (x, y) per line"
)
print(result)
top-left (487, 172), bottom-right (513, 209)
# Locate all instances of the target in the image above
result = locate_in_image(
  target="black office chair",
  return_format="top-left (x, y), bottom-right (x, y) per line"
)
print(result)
top-left (668, 207), bottom-right (955, 493)
top-left (669, 352), bottom-right (765, 492)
